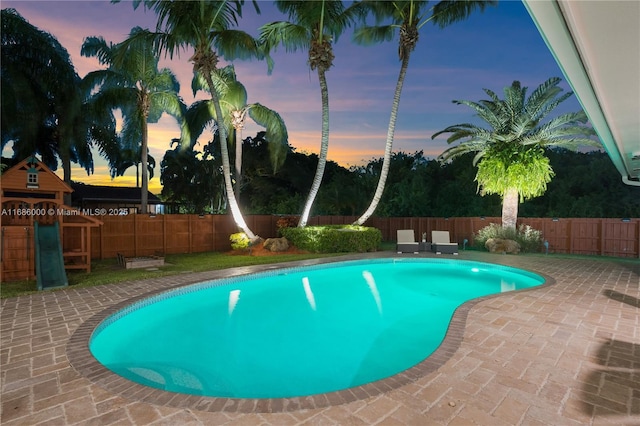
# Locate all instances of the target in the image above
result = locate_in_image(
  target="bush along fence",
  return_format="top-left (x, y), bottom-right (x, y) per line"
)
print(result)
top-left (75, 215), bottom-right (640, 260)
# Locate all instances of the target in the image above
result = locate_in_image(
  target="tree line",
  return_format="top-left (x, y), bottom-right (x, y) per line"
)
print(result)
top-left (162, 134), bottom-right (639, 218)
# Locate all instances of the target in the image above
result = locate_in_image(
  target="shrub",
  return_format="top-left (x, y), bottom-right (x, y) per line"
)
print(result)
top-left (474, 223), bottom-right (543, 253)
top-left (517, 224), bottom-right (544, 253)
top-left (229, 232), bottom-right (250, 250)
top-left (280, 225), bottom-right (382, 253)
top-left (276, 216), bottom-right (299, 234)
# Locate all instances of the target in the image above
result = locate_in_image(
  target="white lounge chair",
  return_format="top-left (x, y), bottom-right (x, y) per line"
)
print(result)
top-left (396, 229), bottom-right (419, 254)
top-left (432, 230), bottom-right (458, 255)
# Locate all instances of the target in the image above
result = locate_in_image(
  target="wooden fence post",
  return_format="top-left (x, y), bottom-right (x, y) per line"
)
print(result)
top-left (133, 214), bottom-right (138, 257)
top-left (162, 214), bottom-right (167, 255)
top-left (637, 220), bottom-right (640, 259)
top-left (189, 215), bottom-right (194, 253)
top-left (99, 219), bottom-right (104, 260)
top-left (600, 219), bottom-right (605, 256)
top-left (210, 215), bottom-right (216, 251)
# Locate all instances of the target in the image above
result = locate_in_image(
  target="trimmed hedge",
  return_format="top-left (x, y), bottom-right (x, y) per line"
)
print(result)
top-left (280, 225), bottom-right (382, 253)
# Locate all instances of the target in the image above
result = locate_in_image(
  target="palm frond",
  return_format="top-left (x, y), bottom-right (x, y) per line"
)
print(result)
top-left (454, 99), bottom-right (502, 130)
top-left (532, 111), bottom-right (592, 138)
top-left (432, 123), bottom-right (492, 144)
top-left (259, 21), bottom-right (310, 54)
top-left (148, 91), bottom-right (184, 124)
top-left (503, 81), bottom-right (526, 117)
top-left (214, 29), bottom-right (262, 62)
top-left (89, 87), bottom-right (138, 114)
top-left (430, 0), bottom-right (497, 28)
top-left (80, 36), bottom-right (115, 65)
top-left (530, 91), bottom-right (573, 123)
top-left (352, 25), bottom-right (396, 46)
top-left (183, 100), bottom-right (218, 144)
top-left (191, 66), bottom-right (234, 98)
top-left (438, 139), bottom-right (489, 162)
top-left (247, 103), bottom-right (289, 173)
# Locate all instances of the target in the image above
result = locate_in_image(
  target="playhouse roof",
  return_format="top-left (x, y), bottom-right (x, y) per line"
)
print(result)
top-left (0, 156), bottom-right (73, 196)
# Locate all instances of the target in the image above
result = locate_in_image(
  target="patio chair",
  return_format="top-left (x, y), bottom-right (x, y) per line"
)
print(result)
top-left (432, 230), bottom-right (458, 255)
top-left (397, 229), bottom-right (420, 254)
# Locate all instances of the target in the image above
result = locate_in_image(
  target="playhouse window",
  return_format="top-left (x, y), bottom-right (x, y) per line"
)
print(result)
top-left (27, 172), bottom-right (39, 188)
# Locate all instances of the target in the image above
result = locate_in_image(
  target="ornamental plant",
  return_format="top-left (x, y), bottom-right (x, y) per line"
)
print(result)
top-left (229, 232), bottom-right (250, 251)
top-left (474, 223), bottom-right (543, 253)
top-left (432, 78), bottom-right (599, 230)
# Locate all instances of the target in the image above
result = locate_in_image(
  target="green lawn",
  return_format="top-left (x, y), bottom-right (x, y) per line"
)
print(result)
top-left (2, 244), bottom-right (635, 299)
top-left (0, 250), bottom-right (342, 299)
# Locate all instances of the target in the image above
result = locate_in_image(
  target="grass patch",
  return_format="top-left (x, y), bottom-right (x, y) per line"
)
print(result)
top-left (0, 251), bottom-right (338, 299)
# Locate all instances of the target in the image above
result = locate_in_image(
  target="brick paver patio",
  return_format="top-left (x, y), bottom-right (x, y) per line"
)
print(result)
top-left (1, 251), bottom-right (639, 425)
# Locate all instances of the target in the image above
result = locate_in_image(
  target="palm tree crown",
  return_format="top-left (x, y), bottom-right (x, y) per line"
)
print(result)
top-left (432, 77), bottom-right (600, 229)
top-left (81, 26), bottom-right (185, 213)
top-left (186, 65), bottom-right (289, 199)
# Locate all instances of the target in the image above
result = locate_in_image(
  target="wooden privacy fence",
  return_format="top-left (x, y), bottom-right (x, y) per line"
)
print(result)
top-left (86, 215), bottom-right (640, 260)
top-left (367, 216), bottom-right (640, 258)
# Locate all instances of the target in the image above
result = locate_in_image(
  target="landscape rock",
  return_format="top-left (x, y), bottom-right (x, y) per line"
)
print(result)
top-left (263, 237), bottom-right (289, 252)
top-left (485, 238), bottom-right (521, 254)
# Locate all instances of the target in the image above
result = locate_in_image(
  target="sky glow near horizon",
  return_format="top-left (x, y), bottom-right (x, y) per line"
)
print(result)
top-left (2, 0), bottom-right (584, 194)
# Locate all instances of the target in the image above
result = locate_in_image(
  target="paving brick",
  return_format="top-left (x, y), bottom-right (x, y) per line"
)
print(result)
top-left (451, 405), bottom-right (512, 426)
top-left (385, 405), bottom-right (425, 425)
top-left (82, 408), bottom-right (131, 426)
top-left (32, 378), bottom-right (60, 401)
top-left (3, 406), bottom-right (66, 426)
top-left (320, 405), bottom-right (370, 425)
top-left (353, 396), bottom-right (399, 424)
top-left (125, 402), bottom-right (162, 424)
top-left (62, 395), bottom-right (99, 423)
top-left (0, 393), bottom-right (31, 423)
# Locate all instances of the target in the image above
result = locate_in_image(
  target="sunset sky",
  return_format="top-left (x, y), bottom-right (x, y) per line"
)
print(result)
top-left (2, 0), bottom-right (584, 194)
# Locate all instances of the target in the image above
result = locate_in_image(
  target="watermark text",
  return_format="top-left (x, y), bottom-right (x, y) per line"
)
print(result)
top-left (1, 208), bottom-right (129, 216)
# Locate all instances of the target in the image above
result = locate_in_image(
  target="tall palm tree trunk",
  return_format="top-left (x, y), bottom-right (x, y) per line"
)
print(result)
top-left (354, 54), bottom-right (410, 225)
top-left (234, 128), bottom-right (243, 200)
top-left (140, 122), bottom-right (149, 214)
top-left (61, 151), bottom-right (72, 206)
top-left (204, 73), bottom-right (256, 240)
top-left (299, 67), bottom-right (330, 228)
top-left (502, 187), bottom-right (519, 230)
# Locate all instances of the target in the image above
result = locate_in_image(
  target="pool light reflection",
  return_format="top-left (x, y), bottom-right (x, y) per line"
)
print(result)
top-left (228, 289), bottom-right (241, 315)
top-left (302, 277), bottom-right (317, 311)
top-left (362, 271), bottom-right (383, 315)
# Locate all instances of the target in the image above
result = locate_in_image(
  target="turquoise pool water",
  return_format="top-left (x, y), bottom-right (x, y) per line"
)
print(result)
top-left (90, 259), bottom-right (544, 398)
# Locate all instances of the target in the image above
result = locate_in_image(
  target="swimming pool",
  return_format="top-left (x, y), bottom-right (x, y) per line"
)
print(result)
top-left (89, 258), bottom-right (544, 398)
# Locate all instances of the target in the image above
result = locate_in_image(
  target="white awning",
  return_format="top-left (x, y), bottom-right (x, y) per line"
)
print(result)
top-left (523, 0), bottom-right (640, 186)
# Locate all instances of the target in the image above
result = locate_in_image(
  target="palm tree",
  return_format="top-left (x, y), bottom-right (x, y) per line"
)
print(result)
top-left (81, 26), bottom-right (185, 213)
top-left (187, 65), bottom-right (288, 200)
top-left (2, 8), bottom-right (118, 197)
top-left (259, 0), bottom-right (358, 228)
top-left (117, 0), bottom-right (263, 239)
top-left (432, 77), bottom-right (600, 229)
top-left (351, 0), bottom-right (497, 225)
top-left (109, 143), bottom-right (156, 188)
